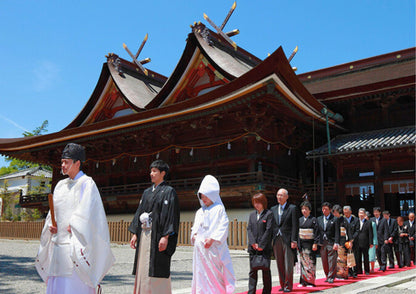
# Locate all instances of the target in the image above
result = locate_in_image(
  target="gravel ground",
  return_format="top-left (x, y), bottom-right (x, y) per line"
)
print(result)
top-left (0, 238), bottom-right (315, 293)
top-left (1, 238), bottom-right (414, 294)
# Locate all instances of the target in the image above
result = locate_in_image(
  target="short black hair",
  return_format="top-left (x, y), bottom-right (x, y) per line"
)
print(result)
top-left (332, 204), bottom-right (342, 214)
top-left (373, 207), bottom-right (381, 213)
top-left (150, 160), bottom-right (169, 176)
top-left (300, 201), bottom-right (312, 211)
top-left (382, 210), bottom-right (390, 215)
top-left (321, 201), bottom-right (332, 209)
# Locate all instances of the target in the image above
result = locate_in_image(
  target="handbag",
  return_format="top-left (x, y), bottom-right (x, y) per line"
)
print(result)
top-left (347, 249), bottom-right (356, 268)
top-left (250, 251), bottom-right (270, 271)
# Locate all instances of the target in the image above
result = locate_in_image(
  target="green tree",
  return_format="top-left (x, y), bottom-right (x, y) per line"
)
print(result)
top-left (0, 180), bottom-right (19, 221)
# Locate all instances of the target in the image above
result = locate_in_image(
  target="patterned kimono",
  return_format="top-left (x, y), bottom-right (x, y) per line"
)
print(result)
top-left (298, 215), bottom-right (319, 286)
top-left (336, 216), bottom-right (351, 279)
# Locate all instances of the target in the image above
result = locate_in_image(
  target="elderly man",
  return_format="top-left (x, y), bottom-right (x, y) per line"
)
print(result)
top-left (270, 188), bottom-right (298, 292)
top-left (343, 206), bottom-right (359, 278)
top-left (36, 143), bottom-right (115, 293)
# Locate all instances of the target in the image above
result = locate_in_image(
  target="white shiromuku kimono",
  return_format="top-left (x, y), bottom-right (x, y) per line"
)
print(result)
top-left (35, 171), bottom-right (115, 293)
top-left (191, 175), bottom-right (235, 294)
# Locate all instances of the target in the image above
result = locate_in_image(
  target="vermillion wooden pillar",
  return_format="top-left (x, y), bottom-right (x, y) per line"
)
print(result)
top-left (373, 155), bottom-right (384, 210)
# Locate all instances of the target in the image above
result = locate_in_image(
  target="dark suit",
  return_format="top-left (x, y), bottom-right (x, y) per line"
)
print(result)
top-left (370, 216), bottom-right (389, 269)
top-left (382, 217), bottom-right (398, 268)
top-left (271, 202), bottom-right (298, 292)
top-left (346, 215), bottom-right (359, 276)
top-left (404, 220), bottom-right (415, 264)
top-left (247, 209), bottom-right (274, 294)
top-left (353, 218), bottom-right (373, 274)
top-left (317, 214), bottom-right (339, 280)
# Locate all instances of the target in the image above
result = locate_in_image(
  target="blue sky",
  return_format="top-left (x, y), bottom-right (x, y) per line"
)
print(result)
top-left (0, 0), bottom-right (414, 167)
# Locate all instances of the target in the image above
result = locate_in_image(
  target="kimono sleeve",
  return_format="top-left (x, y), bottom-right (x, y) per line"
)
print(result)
top-left (191, 209), bottom-right (202, 244)
top-left (210, 206), bottom-right (229, 245)
top-left (160, 187), bottom-right (180, 237)
top-left (128, 193), bottom-right (147, 235)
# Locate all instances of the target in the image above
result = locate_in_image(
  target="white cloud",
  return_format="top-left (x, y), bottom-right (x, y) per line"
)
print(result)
top-left (0, 114), bottom-right (29, 133)
top-left (33, 61), bottom-right (60, 92)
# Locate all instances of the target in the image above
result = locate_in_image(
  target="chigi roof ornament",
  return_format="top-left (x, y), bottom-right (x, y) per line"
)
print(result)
top-left (203, 1), bottom-right (239, 50)
top-left (122, 33), bottom-right (151, 76)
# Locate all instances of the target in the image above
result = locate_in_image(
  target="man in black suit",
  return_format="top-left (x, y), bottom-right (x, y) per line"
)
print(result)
top-left (343, 205), bottom-right (359, 278)
top-left (271, 188), bottom-right (298, 292)
top-left (317, 202), bottom-right (339, 283)
top-left (370, 207), bottom-right (389, 271)
top-left (404, 212), bottom-right (415, 265)
top-left (382, 210), bottom-right (398, 268)
top-left (353, 208), bottom-right (374, 275)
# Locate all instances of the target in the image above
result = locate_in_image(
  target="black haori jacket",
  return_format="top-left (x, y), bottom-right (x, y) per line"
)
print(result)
top-left (128, 182), bottom-right (180, 278)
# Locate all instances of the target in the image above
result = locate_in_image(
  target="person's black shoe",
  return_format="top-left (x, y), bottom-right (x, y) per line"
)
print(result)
top-left (365, 272), bottom-right (370, 275)
top-left (328, 278), bottom-right (334, 283)
top-left (388, 265), bottom-right (394, 269)
top-left (283, 289), bottom-right (291, 293)
top-left (278, 289), bottom-right (283, 292)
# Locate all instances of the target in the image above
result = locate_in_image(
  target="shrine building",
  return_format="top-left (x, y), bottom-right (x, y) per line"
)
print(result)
top-left (0, 22), bottom-right (414, 217)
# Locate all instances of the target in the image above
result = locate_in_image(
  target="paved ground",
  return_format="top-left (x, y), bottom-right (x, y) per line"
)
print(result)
top-left (0, 239), bottom-right (415, 293)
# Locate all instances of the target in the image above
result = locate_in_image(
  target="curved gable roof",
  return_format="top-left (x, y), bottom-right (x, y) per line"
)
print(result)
top-left (64, 54), bottom-right (167, 129)
top-left (146, 23), bottom-right (261, 108)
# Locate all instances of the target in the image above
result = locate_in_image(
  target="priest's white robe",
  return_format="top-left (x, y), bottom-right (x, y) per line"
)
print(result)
top-left (35, 171), bottom-right (115, 293)
top-left (191, 175), bottom-right (235, 294)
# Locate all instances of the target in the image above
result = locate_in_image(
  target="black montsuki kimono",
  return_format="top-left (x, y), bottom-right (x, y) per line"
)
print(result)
top-left (128, 181), bottom-right (180, 278)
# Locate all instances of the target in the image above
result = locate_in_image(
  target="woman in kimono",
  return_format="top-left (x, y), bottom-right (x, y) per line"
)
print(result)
top-left (332, 204), bottom-right (351, 280)
top-left (247, 193), bottom-right (274, 294)
top-left (396, 216), bottom-right (411, 268)
top-left (366, 211), bottom-right (378, 273)
top-left (297, 201), bottom-right (319, 287)
top-left (191, 175), bottom-right (235, 294)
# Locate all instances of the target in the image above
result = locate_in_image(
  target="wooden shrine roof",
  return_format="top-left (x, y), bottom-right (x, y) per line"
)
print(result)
top-left (298, 47), bottom-right (415, 103)
top-left (0, 24), bottom-right (340, 165)
top-left (306, 125), bottom-right (416, 157)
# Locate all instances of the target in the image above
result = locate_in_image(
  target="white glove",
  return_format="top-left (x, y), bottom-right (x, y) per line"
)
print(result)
top-left (140, 212), bottom-right (149, 224)
top-left (140, 212), bottom-right (152, 227)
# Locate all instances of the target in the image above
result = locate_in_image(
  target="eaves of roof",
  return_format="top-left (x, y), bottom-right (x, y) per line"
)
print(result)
top-left (0, 47), bottom-right (340, 154)
top-left (306, 125), bottom-right (416, 158)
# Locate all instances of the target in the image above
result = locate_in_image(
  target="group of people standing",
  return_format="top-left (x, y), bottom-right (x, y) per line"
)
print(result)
top-left (36, 143), bottom-right (237, 294)
top-left (35, 143), bottom-right (415, 294)
top-left (247, 192), bottom-right (416, 293)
